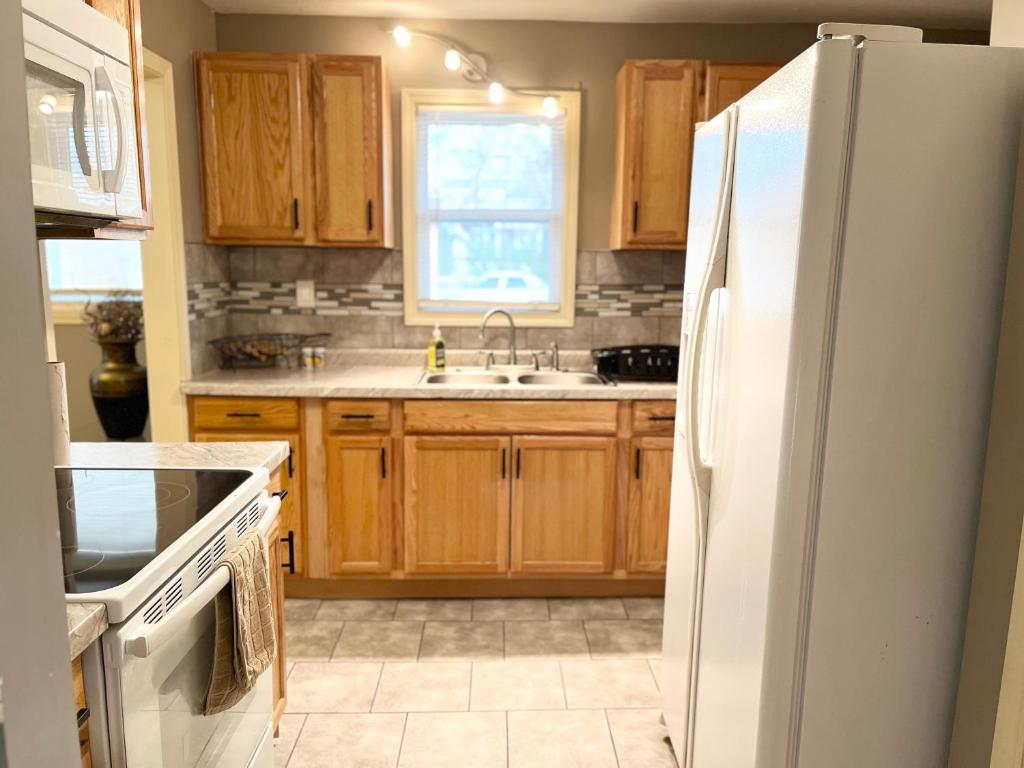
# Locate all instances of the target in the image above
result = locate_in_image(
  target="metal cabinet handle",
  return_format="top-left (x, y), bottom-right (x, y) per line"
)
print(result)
top-left (635, 448), bottom-right (642, 479)
top-left (367, 200), bottom-right (374, 231)
top-left (649, 415), bottom-right (675, 422)
top-left (380, 447), bottom-right (387, 479)
top-left (340, 414), bottom-right (375, 420)
top-left (76, 707), bottom-right (90, 729)
top-left (515, 448), bottom-right (522, 479)
top-left (293, 198), bottom-right (301, 230)
top-left (632, 201), bottom-right (639, 234)
top-left (501, 448), bottom-right (506, 479)
top-left (280, 529), bottom-right (296, 575)
top-left (226, 411), bottom-right (261, 418)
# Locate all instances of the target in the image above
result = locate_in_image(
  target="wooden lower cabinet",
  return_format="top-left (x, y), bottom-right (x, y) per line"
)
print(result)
top-left (265, 472), bottom-right (288, 728)
top-left (627, 437), bottom-right (674, 573)
top-left (72, 655), bottom-right (92, 767)
top-left (404, 436), bottom-right (510, 574)
top-left (192, 431), bottom-right (304, 575)
top-left (511, 436), bottom-right (617, 574)
top-left (326, 435), bottom-right (392, 574)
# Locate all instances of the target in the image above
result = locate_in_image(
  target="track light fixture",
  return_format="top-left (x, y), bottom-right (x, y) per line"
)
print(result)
top-left (387, 24), bottom-right (563, 117)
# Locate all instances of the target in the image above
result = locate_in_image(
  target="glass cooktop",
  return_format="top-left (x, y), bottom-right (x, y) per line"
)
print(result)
top-left (57, 467), bottom-right (252, 594)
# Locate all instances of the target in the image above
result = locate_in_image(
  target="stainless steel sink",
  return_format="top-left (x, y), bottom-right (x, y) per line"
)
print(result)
top-left (517, 372), bottom-right (605, 386)
top-left (423, 372), bottom-right (511, 385)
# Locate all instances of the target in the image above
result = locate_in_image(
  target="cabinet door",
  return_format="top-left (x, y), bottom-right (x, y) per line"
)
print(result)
top-left (326, 435), bottom-right (392, 574)
top-left (627, 437), bottom-right (673, 573)
top-left (510, 436), bottom-right (617, 574)
top-left (703, 62), bottom-right (781, 121)
top-left (196, 53), bottom-right (307, 242)
top-left (611, 60), bottom-right (698, 251)
top-left (192, 431), bottom-right (304, 575)
top-left (404, 436), bottom-right (510, 574)
top-left (265, 492), bottom-right (287, 728)
top-left (311, 56), bottom-right (391, 246)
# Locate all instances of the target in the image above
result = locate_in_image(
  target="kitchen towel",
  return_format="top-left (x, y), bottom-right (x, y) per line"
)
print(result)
top-left (204, 529), bottom-right (277, 715)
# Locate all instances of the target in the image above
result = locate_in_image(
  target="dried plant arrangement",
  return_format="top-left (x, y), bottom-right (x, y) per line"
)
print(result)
top-left (82, 292), bottom-right (144, 343)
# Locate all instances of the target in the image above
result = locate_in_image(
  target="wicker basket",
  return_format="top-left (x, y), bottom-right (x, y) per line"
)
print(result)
top-left (209, 333), bottom-right (330, 369)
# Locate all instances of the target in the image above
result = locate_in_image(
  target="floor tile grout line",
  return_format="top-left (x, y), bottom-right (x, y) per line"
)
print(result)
top-left (505, 710), bottom-right (511, 768)
top-left (558, 659), bottom-right (569, 709)
top-left (394, 712), bottom-right (409, 768)
top-left (604, 708), bottom-right (623, 768)
top-left (369, 661), bottom-right (386, 713)
top-left (281, 712), bottom-right (308, 768)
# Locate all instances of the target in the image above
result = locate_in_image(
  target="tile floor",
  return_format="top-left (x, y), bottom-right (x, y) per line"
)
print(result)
top-left (275, 597), bottom-right (675, 768)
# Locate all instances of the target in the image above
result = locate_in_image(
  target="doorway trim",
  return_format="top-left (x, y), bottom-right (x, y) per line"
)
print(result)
top-left (140, 48), bottom-right (191, 440)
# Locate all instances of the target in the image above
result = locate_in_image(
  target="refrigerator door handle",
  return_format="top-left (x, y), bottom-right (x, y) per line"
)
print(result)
top-left (685, 108), bottom-right (736, 497)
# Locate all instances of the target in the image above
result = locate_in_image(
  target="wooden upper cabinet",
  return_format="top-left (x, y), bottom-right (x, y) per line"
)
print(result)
top-left (610, 59), bottom-right (699, 251)
top-left (404, 436), bottom-right (510, 574)
top-left (702, 62), bottom-right (781, 121)
top-left (326, 435), bottom-right (392, 574)
top-left (627, 436), bottom-right (673, 573)
top-left (311, 56), bottom-right (393, 247)
top-left (196, 53), bottom-right (308, 243)
top-left (510, 436), bottom-right (617, 574)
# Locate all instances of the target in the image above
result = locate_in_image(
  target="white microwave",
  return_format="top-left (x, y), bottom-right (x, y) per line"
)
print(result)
top-left (22, 0), bottom-right (142, 222)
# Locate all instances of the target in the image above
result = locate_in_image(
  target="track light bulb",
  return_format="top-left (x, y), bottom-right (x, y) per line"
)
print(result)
top-left (488, 81), bottom-right (505, 104)
top-left (444, 48), bottom-right (461, 71)
top-left (392, 25), bottom-right (412, 48)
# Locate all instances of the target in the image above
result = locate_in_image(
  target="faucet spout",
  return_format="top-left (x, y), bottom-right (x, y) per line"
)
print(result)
top-left (479, 308), bottom-right (517, 366)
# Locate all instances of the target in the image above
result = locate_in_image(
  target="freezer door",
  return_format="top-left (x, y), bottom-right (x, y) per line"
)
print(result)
top-left (662, 105), bottom-right (736, 765)
top-left (686, 40), bottom-right (859, 768)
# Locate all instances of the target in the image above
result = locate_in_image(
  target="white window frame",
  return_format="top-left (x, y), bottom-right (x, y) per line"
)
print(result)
top-left (401, 88), bottom-right (581, 327)
top-left (39, 240), bottom-right (143, 325)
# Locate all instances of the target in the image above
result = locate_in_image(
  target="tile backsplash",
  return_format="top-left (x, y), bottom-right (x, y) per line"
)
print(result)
top-left (185, 244), bottom-right (684, 374)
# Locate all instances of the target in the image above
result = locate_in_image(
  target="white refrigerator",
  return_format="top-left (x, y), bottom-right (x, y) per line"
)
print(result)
top-left (662, 24), bottom-right (1024, 768)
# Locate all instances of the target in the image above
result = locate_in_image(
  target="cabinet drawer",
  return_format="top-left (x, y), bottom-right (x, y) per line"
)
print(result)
top-left (632, 401), bottom-right (676, 434)
top-left (325, 400), bottom-right (391, 432)
top-left (191, 397), bottom-right (299, 431)
top-left (403, 401), bottom-right (618, 435)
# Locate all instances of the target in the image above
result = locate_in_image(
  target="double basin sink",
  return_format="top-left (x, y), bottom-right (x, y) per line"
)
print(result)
top-left (422, 369), bottom-right (607, 388)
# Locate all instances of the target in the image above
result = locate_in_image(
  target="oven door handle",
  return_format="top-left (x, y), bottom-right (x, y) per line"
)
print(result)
top-left (124, 494), bottom-right (282, 660)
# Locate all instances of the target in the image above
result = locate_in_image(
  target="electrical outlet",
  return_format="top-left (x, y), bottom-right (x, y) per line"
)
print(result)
top-left (295, 279), bottom-right (316, 309)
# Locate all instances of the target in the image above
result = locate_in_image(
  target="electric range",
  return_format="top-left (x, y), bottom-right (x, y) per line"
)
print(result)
top-left (58, 465), bottom-right (280, 768)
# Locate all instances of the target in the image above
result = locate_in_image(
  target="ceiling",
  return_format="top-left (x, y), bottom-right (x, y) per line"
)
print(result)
top-left (201, 0), bottom-right (992, 30)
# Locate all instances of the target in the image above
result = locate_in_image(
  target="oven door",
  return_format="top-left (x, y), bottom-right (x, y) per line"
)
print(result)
top-left (22, 12), bottom-right (115, 218)
top-left (104, 594), bottom-right (272, 768)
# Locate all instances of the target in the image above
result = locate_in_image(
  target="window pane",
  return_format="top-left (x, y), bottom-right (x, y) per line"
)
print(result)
top-left (425, 116), bottom-right (556, 211)
top-left (44, 239), bottom-right (143, 301)
top-left (424, 220), bottom-right (558, 305)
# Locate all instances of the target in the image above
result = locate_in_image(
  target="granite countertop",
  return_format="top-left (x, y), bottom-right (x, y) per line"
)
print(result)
top-left (64, 440), bottom-right (290, 658)
top-left (181, 364), bottom-right (678, 401)
top-left (67, 603), bottom-right (108, 660)
top-left (68, 440), bottom-right (290, 473)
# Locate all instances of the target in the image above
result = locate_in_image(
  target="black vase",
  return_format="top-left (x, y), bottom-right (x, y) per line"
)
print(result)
top-left (89, 339), bottom-right (149, 440)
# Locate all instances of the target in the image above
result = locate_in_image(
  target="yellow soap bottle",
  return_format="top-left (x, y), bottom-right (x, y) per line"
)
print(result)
top-left (427, 324), bottom-right (446, 372)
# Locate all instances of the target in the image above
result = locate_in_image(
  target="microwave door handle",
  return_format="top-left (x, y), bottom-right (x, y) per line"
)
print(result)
top-left (123, 494), bottom-right (282, 660)
top-left (95, 66), bottom-right (126, 193)
top-left (71, 79), bottom-right (92, 178)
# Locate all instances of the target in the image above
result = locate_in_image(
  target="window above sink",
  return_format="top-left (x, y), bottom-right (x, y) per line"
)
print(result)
top-left (401, 88), bottom-right (581, 328)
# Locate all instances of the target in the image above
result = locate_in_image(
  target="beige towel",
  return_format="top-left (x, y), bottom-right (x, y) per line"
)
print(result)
top-left (204, 529), bottom-right (277, 715)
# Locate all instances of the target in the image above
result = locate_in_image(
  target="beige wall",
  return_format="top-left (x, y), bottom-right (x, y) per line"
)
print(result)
top-left (140, 0), bottom-right (217, 244)
top-left (948, 3), bottom-right (1024, 765)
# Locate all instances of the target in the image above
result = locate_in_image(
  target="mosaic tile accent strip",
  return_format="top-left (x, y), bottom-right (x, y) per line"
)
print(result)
top-left (575, 284), bottom-right (683, 318)
top-left (187, 282), bottom-right (231, 321)
top-left (187, 281), bottom-right (682, 320)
